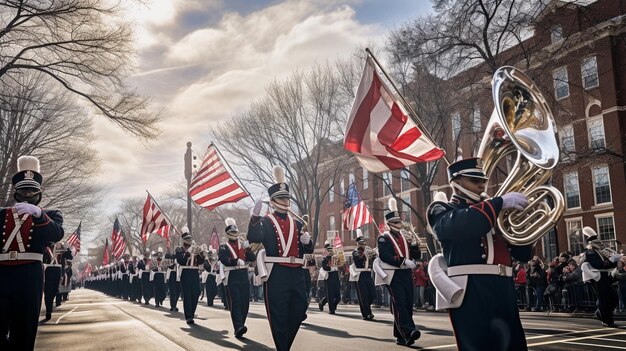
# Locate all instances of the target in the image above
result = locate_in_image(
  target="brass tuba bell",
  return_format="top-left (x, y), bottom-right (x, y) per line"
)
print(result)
top-left (477, 66), bottom-right (565, 246)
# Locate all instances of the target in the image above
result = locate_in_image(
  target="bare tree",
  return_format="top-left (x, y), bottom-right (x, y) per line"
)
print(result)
top-left (0, 0), bottom-right (159, 138)
top-left (211, 61), bottom-right (358, 245)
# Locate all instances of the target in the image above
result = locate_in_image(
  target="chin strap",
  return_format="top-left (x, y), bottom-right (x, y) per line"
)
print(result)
top-left (270, 199), bottom-right (290, 213)
top-left (451, 181), bottom-right (486, 203)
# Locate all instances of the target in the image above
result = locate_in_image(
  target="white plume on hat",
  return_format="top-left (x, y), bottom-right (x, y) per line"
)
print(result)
top-left (273, 165), bottom-right (286, 183)
top-left (433, 191), bottom-right (448, 203)
top-left (356, 228), bottom-right (363, 238)
top-left (181, 226), bottom-right (190, 234)
top-left (582, 226), bottom-right (597, 239)
top-left (157, 247), bottom-right (163, 253)
top-left (388, 197), bottom-right (398, 212)
top-left (225, 217), bottom-right (236, 227)
top-left (17, 156), bottom-right (40, 172)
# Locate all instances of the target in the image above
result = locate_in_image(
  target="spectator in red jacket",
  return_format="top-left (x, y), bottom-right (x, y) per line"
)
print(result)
top-left (515, 264), bottom-right (527, 285)
top-left (413, 262), bottom-right (429, 309)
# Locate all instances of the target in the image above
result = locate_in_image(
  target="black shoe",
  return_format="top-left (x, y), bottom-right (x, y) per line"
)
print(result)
top-left (174, 307), bottom-right (179, 312)
top-left (302, 313), bottom-right (308, 322)
top-left (207, 303), bottom-right (213, 307)
top-left (602, 322), bottom-right (618, 328)
top-left (409, 330), bottom-right (421, 342)
top-left (318, 301), bottom-right (324, 312)
top-left (329, 310), bottom-right (335, 315)
top-left (363, 314), bottom-right (374, 321)
top-left (235, 326), bottom-right (248, 338)
top-left (186, 319), bottom-right (194, 325)
top-left (46, 312), bottom-right (52, 320)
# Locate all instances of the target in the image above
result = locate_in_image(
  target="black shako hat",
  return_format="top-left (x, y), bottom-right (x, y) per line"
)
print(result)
top-left (447, 157), bottom-right (488, 182)
top-left (385, 198), bottom-right (401, 223)
top-left (12, 156), bottom-right (43, 190)
top-left (268, 165), bottom-right (290, 199)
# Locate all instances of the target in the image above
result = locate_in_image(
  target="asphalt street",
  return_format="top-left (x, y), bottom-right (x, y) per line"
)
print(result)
top-left (35, 289), bottom-right (626, 350)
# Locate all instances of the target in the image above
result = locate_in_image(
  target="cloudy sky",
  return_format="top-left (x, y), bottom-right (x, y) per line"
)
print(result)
top-left (93, 0), bottom-right (432, 219)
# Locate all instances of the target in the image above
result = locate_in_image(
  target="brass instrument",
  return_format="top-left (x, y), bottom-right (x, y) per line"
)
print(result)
top-left (477, 66), bottom-right (565, 246)
top-left (331, 247), bottom-right (346, 268)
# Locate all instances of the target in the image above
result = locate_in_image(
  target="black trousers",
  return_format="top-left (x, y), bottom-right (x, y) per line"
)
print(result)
top-left (386, 269), bottom-right (417, 341)
top-left (593, 274), bottom-right (618, 324)
top-left (0, 263), bottom-right (44, 351)
top-left (225, 269), bottom-right (250, 332)
top-left (168, 271), bottom-right (181, 309)
top-left (180, 269), bottom-right (200, 320)
top-left (356, 273), bottom-right (376, 318)
top-left (263, 264), bottom-right (308, 351)
top-left (220, 283), bottom-right (229, 309)
top-left (320, 271), bottom-right (340, 313)
top-left (121, 274), bottom-right (130, 300)
top-left (141, 272), bottom-right (153, 304)
top-left (206, 275), bottom-right (217, 306)
top-left (153, 273), bottom-right (166, 305)
top-left (133, 276), bottom-right (142, 302)
top-left (303, 268), bottom-right (311, 302)
top-left (44, 266), bottom-right (61, 316)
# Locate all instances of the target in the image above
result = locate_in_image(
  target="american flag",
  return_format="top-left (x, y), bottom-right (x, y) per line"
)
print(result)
top-left (342, 182), bottom-right (373, 231)
top-left (66, 222), bottom-right (81, 253)
top-left (140, 192), bottom-right (170, 244)
top-left (102, 239), bottom-right (110, 265)
top-left (343, 56), bottom-right (445, 172)
top-left (156, 224), bottom-right (172, 250)
top-left (111, 218), bottom-right (126, 260)
top-left (190, 143), bottom-right (249, 211)
top-left (209, 227), bottom-right (220, 251)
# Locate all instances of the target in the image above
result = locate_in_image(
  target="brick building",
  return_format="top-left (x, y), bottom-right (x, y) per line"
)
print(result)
top-left (311, 0), bottom-right (626, 261)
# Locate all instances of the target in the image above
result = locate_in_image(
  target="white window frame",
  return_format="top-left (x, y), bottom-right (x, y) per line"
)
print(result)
top-left (383, 171), bottom-right (392, 197)
top-left (587, 116), bottom-right (605, 149)
top-left (553, 67), bottom-right (569, 100)
top-left (328, 179), bottom-right (334, 203)
top-left (559, 124), bottom-right (575, 160)
top-left (594, 213), bottom-right (617, 250)
top-left (452, 112), bottom-right (461, 140)
top-left (401, 194), bottom-right (411, 223)
top-left (329, 215), bottom-right (336, 232)
top-left (471, 107), bottom-right (481, 132)
top-left (400, 169), bottom-right (411, 193)
top-left (340, 177), bottom-right (345, 196)
top-left (551, 25), bottom-right (563, 44)
top-left (565, 217), bottom-right (584, 255)
top-left (362, 168), bottom-right (369, 190)
top-left (581, 56), bottom-right (599, 90)
top-left (591, 164), bottom-right (612, 205)
top-left (563, 171), bottom-right (581, 210)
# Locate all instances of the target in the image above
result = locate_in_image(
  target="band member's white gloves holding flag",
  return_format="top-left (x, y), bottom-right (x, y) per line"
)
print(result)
top-left (403, 259), bottom-right (416, 269)
top-left (14, 202), bottom-right (42, 218)
top-left (300, 232), bottom-right (311, 245)
top-left (242, 240), bottom-right (250, 249)
top-left (237, 259), bottom-right (246, 268)
top-left (252, 200), bottom-right (264, 216)
top-left (501, 192), bottom-right (529, 211)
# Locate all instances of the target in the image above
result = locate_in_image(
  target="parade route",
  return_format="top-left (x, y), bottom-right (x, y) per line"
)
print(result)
top-left (35, 289), bottom-right (626, 350)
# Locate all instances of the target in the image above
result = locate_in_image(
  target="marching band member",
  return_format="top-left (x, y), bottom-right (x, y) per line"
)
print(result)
top-left (165, 250), bottom-right (180, 312)
top-left (139, 251), bottom-right (153, 305)
top-left (203, 246), bottom-right (218, 306)
top-left (248, 166), bottom-right (314, 351)
top-left (119, 254), bottom-right (130, 300)
top-left (351, 229), bottom-right (376, 320)
top-left (582, 226), bottom-right (620, 327)
top-left (175, 227), bottom-right (204, 324)
top-left (375, 197), bottom-right (421, 346)
top-left (0, 156), bottom-right (64, 350)
top-left (152, 248), bottom-right (167, 308)
top-left (42, 242), bottom-right (62, 322)
top-left (129, 256), bottom-right (142, 303)
top-left (56, 243), bottom-right (73, 307)
top-left (427, 157), bottom-right (533, 351)
top-left (218, 218), bottom-right (256, 338)
top-left (318, 241), bottom-right (340, 315)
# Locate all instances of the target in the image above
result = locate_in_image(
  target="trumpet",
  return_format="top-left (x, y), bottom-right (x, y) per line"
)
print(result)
top-left (331, 248), bottom-right (346, 268)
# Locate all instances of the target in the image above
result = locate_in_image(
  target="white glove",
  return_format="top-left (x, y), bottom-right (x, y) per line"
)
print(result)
top-left (242, 240), bottom-right (250, 249)
top-left (501, 192), bottom-right (529, 211)
top-left (14, 202), bottom-right (42, 218)
top-left (300, 232), bottom-right (311, 245)
top-left (609, 254), bottom-right (623, 263)
top-left (403, 259), bottom-right (416, 269)
top-left (236, 259), bottom-right (245, 268)
top-left (252, 200), bottom-right (264, 216)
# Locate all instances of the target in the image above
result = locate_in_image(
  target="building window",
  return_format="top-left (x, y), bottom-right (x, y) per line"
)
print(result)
top-left (581, 56), bottom-right (599, 89)
top-left (551, 25), bottom-right (563, 44)
top-left (362, 226), bottom-right (370, 239)
top-left (596, 215), bottom-right (616, 250)
top-left (566, 218), bottom-right (584, 256)
top-left (592, 165), bottom-right (611, 204)
top-left (362, 168), bottom-right (368, 190)
top-left (329, 180), bottom-right (334, 203)
top-left (401, 169), bottom-right (411, 192)
top-left (340, 177), bottom-right (345, 196)
top-left (542, 228), bottom-right (558, 261)
top-left (563, 171), bottom-right (580, 209)
top-left (329, 215), bottom-right (336, 232)
top-left (382, 171), bottom-right (392, 196)
top-left (560, 124), bottom-right (575, 159)
top-left (452, 112), bottom-right (461, 139)
top-left (587, 117), bottom-right (605, 149)
top-left (472, 107), bottom-right (481, 132)
top-left (349, 173), bottom-right (355, 186)
top-left (401, 195), bottom-right (411, 223)
top-left (553, 67), bottom-right (569, 100)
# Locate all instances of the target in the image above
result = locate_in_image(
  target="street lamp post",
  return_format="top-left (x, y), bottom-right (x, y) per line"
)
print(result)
top-left (184, 142), bottom-right (193, 235)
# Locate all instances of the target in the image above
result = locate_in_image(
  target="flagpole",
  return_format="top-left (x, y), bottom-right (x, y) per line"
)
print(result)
top-left (365, 48), bottom-right (450, 166)
top-left (211, 141), bottom-right (256, 203)
top-left (146, 190), bottom-right (180, 248)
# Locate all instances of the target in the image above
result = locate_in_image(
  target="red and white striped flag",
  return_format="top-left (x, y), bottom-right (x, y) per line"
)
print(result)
top-left (209, 227), bottom-right (220, 251)
top-left (102, 239), bottom-right (110, 266)
top-left (111, 218), bottom-right (126, 260)
top-left (344, 56), bottom-right (445, 172)
top-left (342, 183), bottom-right (373, 230)
top-left (66, 222), bottom-right (81, 253)
top-left (190, 143), bottom-right (249, 211)
top-left (156, 225), bottom-right (172, 250)
top-left (140, 193), bottom-right (170, 244)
